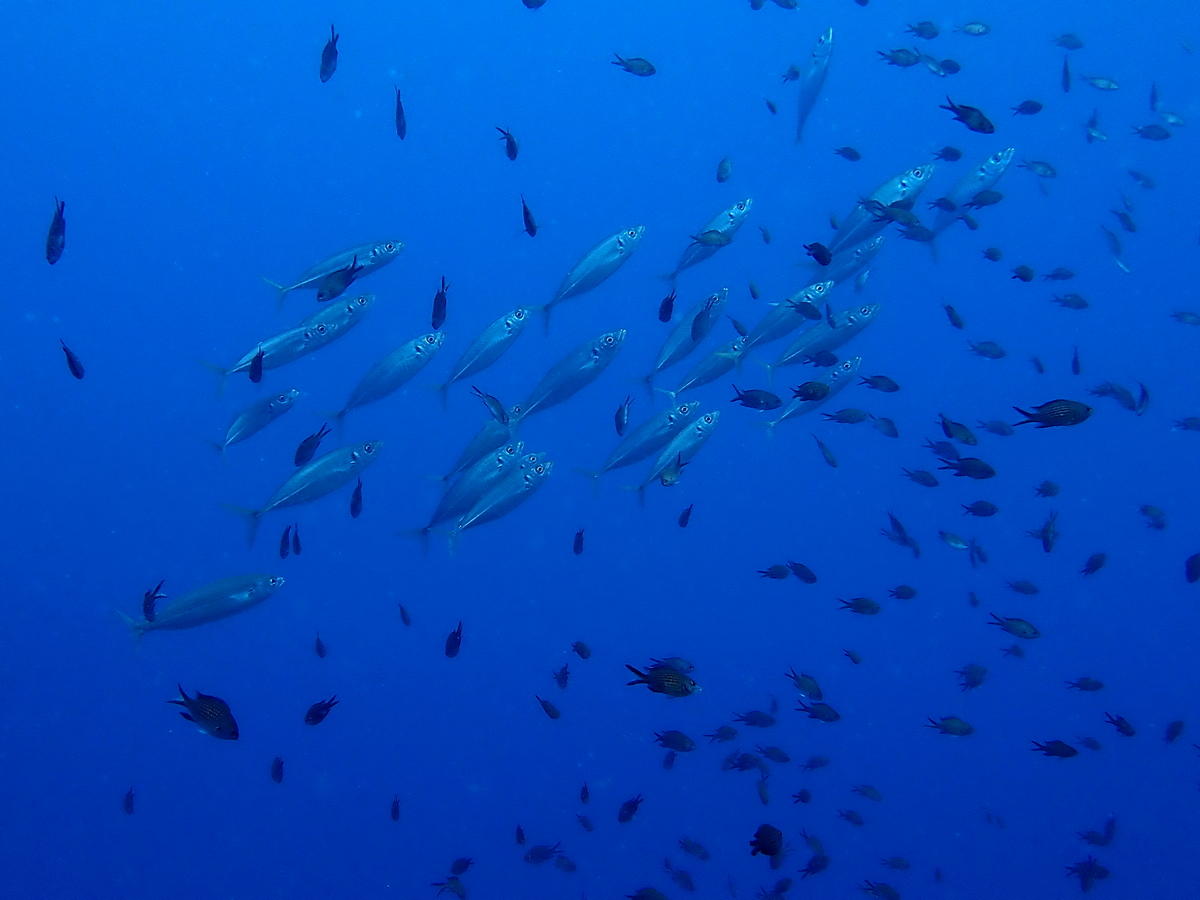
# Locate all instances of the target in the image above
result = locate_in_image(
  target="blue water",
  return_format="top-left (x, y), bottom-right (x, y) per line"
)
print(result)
top-left (5, 1), bottom-right (1199, 897)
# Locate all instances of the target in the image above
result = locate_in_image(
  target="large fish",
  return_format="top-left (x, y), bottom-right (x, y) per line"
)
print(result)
top-left (441, 404), bottom-right (525, 482)
top-left (420, 443), bottom-right (532, 536)
top-left (769, 303), bottom-right (880, 370)
top-left (796, 28), bottom-right (833, 142)
top-left (744, 281), bottom-right (833, 353)
top-left (264, 240), bottom-right (403, 304)
top-left (119, 574), bottom-right (286, 635)
top-left (332, 332), bottom-right (444, 422)
top-left (766, 356), bottom-right (862, 431)
top-left (821, 236), bottom-right (884, 289)
top-left (638, 410), bottom-right (721, 499)
top-left (213, 388), bottom-right (301, 452)
top-left (586, 400), bottom-right (700, 478)
top-left (544, 228), bottom-right (645, 329)
top-left (665, 337), bottom-right (748, 398)
top-left (645, 289), bottom-right (729, 384)
top-left (666, 200), bottom-right (754, 281)
top-left (233, 440), bottom-right (382, 545)
top-left (930, 148), bottom-right (1016, 235)
top-left (514, 330), bottom-right (626, 421)
top-left (452, 456), bottom-right (554, 538)
top-left (828, 164), bottom-right (935, 254)
top-left (437, 307), bottom-right (530, 401)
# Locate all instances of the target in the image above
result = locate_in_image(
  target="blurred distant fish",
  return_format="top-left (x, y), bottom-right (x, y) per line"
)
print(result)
top-left (658, 289), bottom-right (676, 322)
top-left (319, 25), bottom-right (339, 83)
top-left (142, 580), bottom-right (166, 623)
top-left (270, 757), bottom-right (284, 784)
top-left (278, 525), bottom-right (291, 559)
top-left (45, 198), bottom-right (66, 264)
top-left (666, 200), bottom-right (753, 281)
top-left (264, 241), bottom-right (402, 304)
top-left (573, 529), bottom-right (585, 555)
top-left (445, 622), bottom-right (463, 658)
top-left (614, 395), bottom-right (633, 436)
top-left (795, 28), bottom-right (833, 143)
top-left (545, 227), bottom-right (645, 329)
top-left (123, 787), bottom-right (135, 814)
top-left (1061, 55), bottom-right (1071, 92)
top-left (120, 574), bottom-right (285, 635)
top-left (678, 504), bottom-right (694, 527)
top-left (168, 685), bottom-right (239, 740)
top-left (437, 306), bottom-right (530, 401)
top-left (349, 478), bottom-right (363, 518)
top-left (394, 87), bottom-right (407, 139)
top-left (431, 277), bottom-right (449, 330)
top-left (247, 346), bottom-right (264, 383)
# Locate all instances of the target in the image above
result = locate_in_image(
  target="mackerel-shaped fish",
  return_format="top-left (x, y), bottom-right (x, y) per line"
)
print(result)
top-left (515, 329), bottom-right (626, 421)
top-left (828, 164), bottom-right (935, 254)
top-left (744, 281), bottom-right (833, 353)
top-left (545, 227), bottom-right (645, 328)
top-left (442, 404), bottom-right (524, 482)
top-left (796, 28), bottom-right (833, 143)
top-left (666, 337), bottom-right (748, 398)
top-left (638, 410), bottom-right (721, 497)
top-left (119, 574), bottom-right (286, 635)
top-left (930, 148), bottom-right (1016, 235)
top-left (667, 200), bottom-right (753, 281)
top-left (822, 236), bottom-right (885, 288)
top-left (452, 456), bottom-right (554, 538)
top-left (233, 440), bottom-right (382, 545)
top-left (767, 356), bottom-right (862, 431)
top-left (437, 307), bottom-right (530, 401)
top-left (333, 332), bottom-right (444, 422)
top-left (645, 289), bottom-right (729, 383)
top-left (214, 388), bottom-right (301, 452)
top-left (587, 400), bottom-right (700, 477)
top-left (265, 240), bottom-right (403, 303)
top-left (221, 294), bottom-right (374, 380)
top-left (422, 444), bottom-right (531, 534)
top-left (769, 303), bottom-right (880, 370)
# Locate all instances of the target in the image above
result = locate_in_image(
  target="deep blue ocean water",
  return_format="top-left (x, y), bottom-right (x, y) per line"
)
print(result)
top-left (4, 1), bottom-right (1200, 897)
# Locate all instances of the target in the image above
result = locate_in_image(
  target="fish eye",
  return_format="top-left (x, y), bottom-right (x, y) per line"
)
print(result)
top-left (535, 465), bottom-right (545, 474)
top-left (364, 442), bottom-right (376, 452)
top-left (277, 394), bottom-right (288, 402)
top-left (385, 242), bottom-right (395, 251)
top-left (514, 310), bottom-right (525, 319)
top-left (704, 414), bottom-right (714, 423)
top-left (627, 230), bottom-right (638, 238)
top-left (505, 445), bottom-right (516, 453)
top-left (604, 336), bottom-right (614, 345)
top-left (425, 335), bottom-right (436, 344)
top-left (736, 202), bottom-right (746, 211)
top-left (860, 307), bottom-right (870, 315)
top-left (913, 168), bottom-right (924, 177)
top-left (316, 324), bottom-right (328, 334)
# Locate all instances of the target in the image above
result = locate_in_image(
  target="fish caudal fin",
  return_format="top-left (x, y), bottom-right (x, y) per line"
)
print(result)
top-left (115, 609), bottom-right (146, 640)
top-left (262, 277), bottom-right (290, 311)
top-left (223, 503), bottom-right (264, 547)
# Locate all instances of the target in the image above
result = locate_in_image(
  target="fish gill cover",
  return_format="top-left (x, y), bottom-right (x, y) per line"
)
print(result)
top-left (3, 0), bottom-right (1199, 897)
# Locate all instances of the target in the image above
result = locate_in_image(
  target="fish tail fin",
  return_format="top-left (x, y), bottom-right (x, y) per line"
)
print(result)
top-left (207, 441), bottom-right (226, 456)
top-left (262, 277), bottom-right (289, 310)
top-left (115, 609), bottom-right (146, 641)
top-left (199, 360), bottom-right (229, 399)
top-left (762, 419), bottom-right (777, 439)
top-left (1011, 407), bottom-right (1032, 425)
top-left (624, 664), bottom-right (647, 685)
top-left (223, 503), bottom-right (263, 547)
top-left (572, 467), bottom-right (604, 497)
top-left (398, 526), bottom-right (433, 556)
top-left (536, 304), bottom-right (552, 335)
top-left (436, 382), bottom-right (450, 410)
top-left (653, 387), bottom-right (678, 402)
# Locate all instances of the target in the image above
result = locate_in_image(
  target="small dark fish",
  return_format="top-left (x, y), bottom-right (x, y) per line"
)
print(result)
top-left (1012, 99), bottom-right (1043, 116)
top-left (690, 230), bottom-right (732, 247)
top-left (1056, 33), bottom-right (1084, 50)
top-left (729, 314), bottom-right (749, 336)
top-left (861, 375), bottom-right (899, 392)
top-left (390, 796), bottom-right (400, 821)
top-left (553, 664), bottom-right (570, 690)
top-left (730, 385), bottom-right (781, 410)
top-left (813, 434), bottom-right (837, 468)
top-left (617, 794), bottom-right (644, 823)
top-left (520, 195), bottom-right (537, 237)
top-left (142, 579), bottom-right (166, 623)
top-left (1081, 552), bottom-right (1106, 576)
top-left (122, 787), bottom-right (135, 815)
top-left (615, 395), bottom-right (633, 435)
top-left (759, 225), bottom-right (772, 244)
top-left (270, 756), bottom-right (284, 784)
top-left (982, 247), bottom-right (1003, 261)
top-left (46, 197), bottom-right (66, 264)
top-left (536, 695), bottom-right (561, 719)
top-left (940, 96), bottom-right (995, 133)
top-left (1031, 356), bottom-right (1046, 374)
top-left (944, 305), bottom-right (965, 329)
top-left (804, 242), bottom-right (832, 265)
top-left (59, 340), bottom-right (85, 380)
top-left (449, 858), bottom-right (474, 876)
top-left (573, 529), bottom-right (585, 555)
top-left (168, 685), bottom-right (239, 740)
top-left (314, 633), bottom-right (327, 658)
top-left (580, 782), bottom-right (590, 804)
top-left (1185, 552), bottom-right (1200, 584)
top-left (398, 604), bottom-right (412, 626)
top-left (572, 641), bottom-right (591, 659)
top-left (294, 423), bottom-right (332, 467)
top-left (625, 664), bottom-right (699, 697)
top-left (1035, 480), bottom-right (1060, 497)
top-left (612, 54), bottom-right (656, 76)
top-left (1011, 265), bottom-right (1035, 282)
top-left (315, 256), bottom-right (363, 302)
top-left (350, 478), bottom-right (363, 518)
top-left (431, 276), bottom-right (449, 330)
top-left (445, 621), bottom-right (463, 658)
top-left (1134, 123), bottom-right (1171, 141)
top-left (278, 525), bottom-right (292, 559)
top-left (394, 87), bottom-right (407, 139)
top-left (291, 523), bottom-right (302, 556)
top-left (716, 157), bottom-right (732, 183)
top-left (935, 146), bottom-right (963, 161)
top-left (750, 824), bottom-right (783, 857)
top-left (514, 825), bottom-right (526, 845)
top-left (1061, 55), bottom-right (1072, 93)
top-left (833, 146), bottom-right (861, 162)
top-left (319, 25), bottom-right (339, 83)
top-left (764, 98), bottom-right (777, 115)
top-left (471, 386), bottom-right (509, 425)
top-left (304, 695), bottom-right (338, 725)
top-left (495, 126), bottom-right (519, 160)
top-left (1013, 399), bottom-right (1093, 428)
top-left (678, 504), bottom-right (693, 528)
top-left (658, 289), bottom-right (676, 323)
top-left (248, 346), bottom-right (265, 383)
top-left (907, 20), bottom-right (939, 39)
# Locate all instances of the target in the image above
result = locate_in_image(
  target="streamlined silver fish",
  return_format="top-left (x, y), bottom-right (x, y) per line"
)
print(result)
top-left (667, 200), bottom-right (753, 281)
top-left (744, 281), bottom-right (833, 353)
top-left (265, 240), bottom-right (403, 303)
top-left (515, 330), bottom-right (627, 421)
top-left (442, 404), bottom-right (525, 482)
top-left (796, 28), bottom-right (833, 142)
top-left (828, 164), bottom-right (935, 254)
top-left (645, 289), bottom-right (729, 383)
top-left (931, 148), bottom-right (1015, 235)
top-left (221, 294), bottom-right (375, 380)
top-left (119, 574), bottom-right (286, 635)
top-left (333, 332), bottom-right (444, 422)
top-left (666, 337), bottom-right (748, 398)
top-left (821, 236), bottom-right (885, 288)
top-left (587, 400), bottom-right (701, 477)
top-left (638, 410), bottom-right (721, 496)
top-left (438, 307), bottom-right (530, 400)
top-left (421, 443), bottom-right (530, 534)
top-left (769, 303), bottom-right (880, 370)
top-left (452, 456), bottom-right (554, 537)
top-left (767, 356), bottom-right (862, 431)
top-left (545, 228), bottom-right (645, 328)
top-left (214, 388), bottom-right (301, 452)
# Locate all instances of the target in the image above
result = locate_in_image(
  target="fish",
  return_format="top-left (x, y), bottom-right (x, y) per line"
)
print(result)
top-left (573, 529), bottom-right (584, 555)
top-left (536, 696), bottom-right (561, 719)
top-left (120, 574), bottom-right (285, 635)
top-left (767, 357), bottom-right (862, 431)
top-left (451, 458), bottom-right (554, 538)
top-left (796, 28), bottom-right (833, 143)
top-left (614, 396), bottom-right (633, 436)
top-left (314, 633), bottom-right (327, 658)
top-left (804, 242), bottom-right (832, 265)
top-left (315, 255), bottom-right (363, 302)
top-left (213, 389), bottom-right (300, 453)
top-left (940, 97), bottom-right (995, 133)
top-left (586, 400), bottom-right (700, 478)
top-left (390, 796), bottom-right (401, 821)
top-left (431, 277), bottom-right (449, 330)
top-left (142, 580), bottom-right (166, 622)
top-left (295, 423), bottom-right (332, 467)
top-left (638, 411), bottom-right (720, 498)
top-left (394, 87), bottom-right (407, 139)
top-left (930, 148), bottom-right (1015, 236)
top-left (45, 198), bottom-right (66, 264)
top-left (829, 164), bottom-right (935, 254)
top-left (167, 685), bottom-right (239, 740)
top-left (666, 200), bottom-right (752, 281)
top-left (264, 243), bottom-right (402, 303)
top-left (278, 525), bottom-right (291, 559)
top-left (520, 195), bottom-right (537, 237)
top-left (248, 347), bottom-right (264, 384)
top-left (545, 227), bottom-right (645, 328)
top-left (658, 289), bottom-right (676, 322)
top-left (743, 280), bottom-right (833, 353)
top-left (304, 696), bottom-right (339, 725)
top-left (731, 386), bottom-right (781, 410)
top-left (349, 478), bottom-right (363, 518)
top-left (445, 622), bottom-right (463, 657)
top-left (834, 146), bottom-right (861, 161)
top-left (678, 504), bottom-right (694, 527)
top-left (1061, 55), bottom-right (1071, 92)
top-left (514, 330), bottom-right (626, 421)
top-left (270, 757), bottom-right (284, 784)
top-left (59, 340), bottom-right (85, 380)
top-left (232, 441), bottom-right (382, 545)
top-left (1012, 400), bottom-right (1093, 427)
top-left (716, 157), bottom-right (732, 182)
top-left (612, 54), bottom-right (656, 76)
top-left (319, 25), bottom-right (339, 82)
top-left (645, 289), bottom-right (729, 383)
top-left (437, 307), bottom-right (530, 401)
top-left (123, 787), bottom-right (135, 814)
top-left (331, 332), bottom-right (444, 422)
top-left (665, 337), bottom-right (748, 398)
top-left (495, 126), bottom-right (518, 160)
top-left (291, 524), bottom-right (302, 555)
top-left (625, 664), bottom-right (699, 697)
top-left (471, 386), bottom-right (509, 425)
top-left (768, 303), bottom-right (880, 371)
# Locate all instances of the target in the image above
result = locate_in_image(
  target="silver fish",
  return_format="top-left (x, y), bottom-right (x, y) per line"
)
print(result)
top-left (767, 356), bottom-right (862, 431)
top-left (822, 236), bottom-right (884, 288)
top-left (639, 410), bottom-right (721, 496)
top-left (666, 337), bottom-right (748, 398)
top-left (222, 294), bottom-right (374, 379)
top-left (234, 440), bottom-right (382, 545)
top-left (214, 388), bottom-right (301, 452)
top-left (453, 456), bottom-right (554, 537)
top-left (515, 330), bottom-right (626, 421)
top-left (264, 240), bottom-right (403, 303)
top-left (442, 405), bottom-right (524, 482)
top-left (545, 227), bottom-right (645, 327)
top-left (333, 332), bottom-right (444, 422)
top-left (769, 303), bottom-right (880, 370)
top-left (667, 199), bottom-right (753, 280)
top-left (587, 400), bottom-right (700, 477)
top-left (829, 164), bottom-right (935, 254)
top-left (645, 289), bottom-right (729, 383)
top-left (744, 281), bottom-right (833, 353)
top-left (437, 307), bottom-right (530, 400)
top-left (796, 28), bottom-right (833, 142)
top-left (119, 574), bottom-right (286, 635)
top-left (421, 443), bottom-right (531, 534)
top-left (931, 148), bottom-right (1015, 235)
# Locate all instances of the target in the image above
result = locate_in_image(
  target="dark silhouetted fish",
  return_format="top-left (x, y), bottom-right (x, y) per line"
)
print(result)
top-left (168, 685), bottom-right (239, 740)
top-left (46, 197), bottom-right (66, 264)
top-left (319, 25), bottom-right (339, 83)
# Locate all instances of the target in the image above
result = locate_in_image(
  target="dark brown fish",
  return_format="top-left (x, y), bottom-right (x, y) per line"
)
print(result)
top-left (678, 504), bottom-right (693, 527)
top-left (804, 242), bottom-right (832, 265)
top-left (168, 685), bottom-right (239, 740)
top-left (658, 289), bottom-right (676, 323)
top-left (350, 478), bottom-right (363, 518)
top-left (142, 579), bottom-right (166, 623)
top-left (617, 794), bottom-right (644, 822)
top-left (304, 695), bottom-right (339, 725)
top-left (122, 787), bottom-right (135, 814)
top-left (520, 195), bottom-right (537, 237)
top-left (1012, 399), bottom-right (1093, 427)
top-left (398, 603), bottom-right (412, 626)
top-left (279, 525), bottom-right (291, 559)
top-left (46, 197), bottom-right (66, 264)
top-left (536, 695), bottom-right (561, 719)
top-left (496, 126), bottom-right (519, 160)
top-left (59, 339), bottom-right (85, 380)
top-left (319, 25), bottom-right (339, 83)
top-left (940, 96), bottom-right (995, 133)
top-left (390, 795), bottom-right (400, 821)
top-left (625, 664), bottom-right (699, 697)
top-left (314, 633), bottom-right (327, 658)
top-left (431, 276), bottom-right (449, 330)
top-left (294, 423), bottom-right (332, 467)
top-left (291, 523), bottom-right (302, 556)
